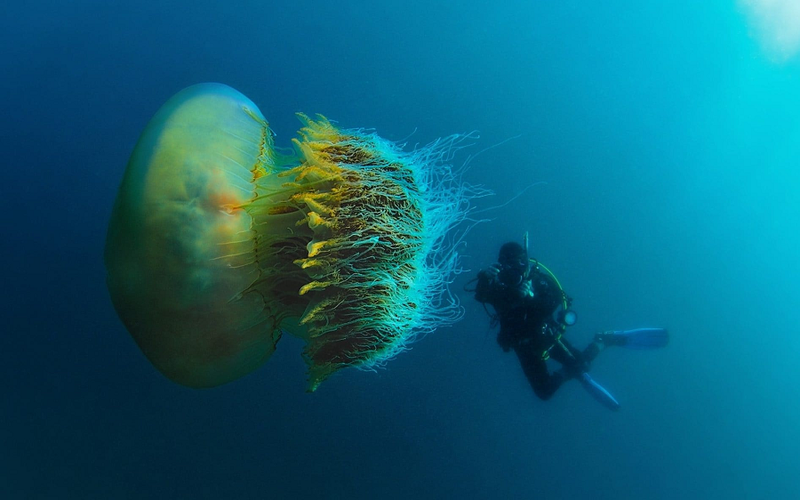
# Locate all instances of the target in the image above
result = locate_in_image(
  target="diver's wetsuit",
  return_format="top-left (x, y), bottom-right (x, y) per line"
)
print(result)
top-left (475, 264), bottom-right (599, 400)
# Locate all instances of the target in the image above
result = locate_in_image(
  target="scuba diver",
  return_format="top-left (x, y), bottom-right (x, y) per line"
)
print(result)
top-left (472, 234), bottom-right (668, 410)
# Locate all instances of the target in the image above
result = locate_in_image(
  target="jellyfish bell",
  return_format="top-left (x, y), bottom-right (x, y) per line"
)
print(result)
top-left (106, 83), bottom-right (472, 390)
top-left (105, 83), bottom-right (286, 388)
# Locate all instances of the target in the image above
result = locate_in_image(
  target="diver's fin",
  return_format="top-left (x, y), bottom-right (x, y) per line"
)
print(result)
top-left (579, 373), bottom-right (620, 411)
top-left (598, 328), bottom-right (669, 349)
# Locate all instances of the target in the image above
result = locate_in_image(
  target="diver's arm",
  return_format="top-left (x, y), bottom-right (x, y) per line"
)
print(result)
top-left (475, 266), bottom-right (516, 351)
top-left (474, 265), bottom-right (501, 303)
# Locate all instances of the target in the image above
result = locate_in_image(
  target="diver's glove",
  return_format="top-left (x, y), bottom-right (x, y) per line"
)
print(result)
top-left (481, 264), bottom-right (502, 281)
top-left (514, 279), bottom-right (534, 300)
top-left (475, 265), bottom-right (501, 303)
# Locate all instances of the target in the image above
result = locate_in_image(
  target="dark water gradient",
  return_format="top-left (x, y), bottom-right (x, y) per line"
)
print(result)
top-left (2, 1), bottom-right (798, 498)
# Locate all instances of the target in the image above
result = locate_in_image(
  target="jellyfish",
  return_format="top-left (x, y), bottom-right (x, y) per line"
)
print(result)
top-left (105, 83), bottom-right (472, 391)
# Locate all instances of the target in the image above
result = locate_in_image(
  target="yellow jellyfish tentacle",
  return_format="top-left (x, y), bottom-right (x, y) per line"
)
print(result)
top-left (286, 114), bottom-right (473, 390)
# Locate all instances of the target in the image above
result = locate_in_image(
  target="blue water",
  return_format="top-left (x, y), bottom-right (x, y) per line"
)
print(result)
top-left (2, 1), bottom-right (799, 498)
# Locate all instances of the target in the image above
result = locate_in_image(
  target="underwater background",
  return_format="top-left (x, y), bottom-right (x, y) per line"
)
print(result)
top-left (2, 1), bottom-right (799, 498)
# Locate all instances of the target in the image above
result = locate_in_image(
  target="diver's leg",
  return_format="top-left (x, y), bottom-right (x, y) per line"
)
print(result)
top-left (555, 337), bottom-right (583, 360)
top-left (550, 338), bottom-right (589, 377)
top-left (581, 338), bottom-right (602, 364)
top-left (553, 335), bottom-right (602, 365)
top-left (515, 344), bottom-right (564, 400)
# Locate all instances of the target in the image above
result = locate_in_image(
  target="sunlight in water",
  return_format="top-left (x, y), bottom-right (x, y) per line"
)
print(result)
top-left (740, 0), bottom-right (800, 61)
